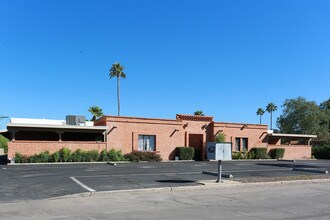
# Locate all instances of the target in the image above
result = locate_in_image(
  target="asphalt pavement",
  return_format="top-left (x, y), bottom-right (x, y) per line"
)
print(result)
top-left (0, 160), bottom-right (329, 203)
top-left (1, 180), bottom-right (330, 219)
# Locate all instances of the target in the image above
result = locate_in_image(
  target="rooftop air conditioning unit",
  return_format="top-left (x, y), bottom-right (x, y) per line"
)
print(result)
top-left (66, 115), bottom-right (86, 126)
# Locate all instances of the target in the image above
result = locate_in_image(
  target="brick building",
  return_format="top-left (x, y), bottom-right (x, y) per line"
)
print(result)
top-left (6, 114), bottom-right (316, 160)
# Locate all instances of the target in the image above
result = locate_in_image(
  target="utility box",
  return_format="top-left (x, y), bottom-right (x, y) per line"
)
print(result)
top-left (207, 142), bottom-right (232, 160)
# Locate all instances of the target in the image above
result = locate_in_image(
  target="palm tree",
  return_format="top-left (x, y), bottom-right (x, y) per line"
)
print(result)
top-left (266, 103), bottom-right (278, 130)
top-left (109, 62), bottom-right (126, 116)
top-left (194, 110), bottom-right (205, 116)
top-left (88, 106), bottom-right (104, 121)
top-left (256, 108), bottom-right (265, 124)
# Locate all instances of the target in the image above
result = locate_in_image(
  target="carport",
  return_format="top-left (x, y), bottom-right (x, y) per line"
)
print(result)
top-left (267, 132), bottom-right (317, 159)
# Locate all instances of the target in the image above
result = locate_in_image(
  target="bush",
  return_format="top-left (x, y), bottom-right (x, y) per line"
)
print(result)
top-left (214, 133), bottom-right (225, 143)
top-left (232, 150), bottom-right (255, 160)
top-left (124, 151), bottom-right (162, 162)
top-left (59, 148), bottom-right (71, 162)
top-left (176, 147), bottom-right (194, 160)
top-left (70, 149), bottom-right (84, 162)
top-left (312, 145), bottom-right (330, 159)
top-left (50, 152), bottom-right (60, 162)
top-left (99, 149), bottom-right (109, 161)
top-left (0, 134), bottom-right (8, 154)
top-left (87, 150), bottom-right (99, 162)
top-left (15, 152), bottom-right (28, 163)
top-left (250, 148), bottom-right (268, 159)
top-left (107, 149), bottom-right (125, 161)
top-left (269, 148), bottom-right (285, 159)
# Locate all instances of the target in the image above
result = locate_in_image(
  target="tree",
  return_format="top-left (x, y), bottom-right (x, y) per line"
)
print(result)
top-left (256, 108), bottom-right (265, 124)
top-left (266, 103), bottom-right (277, 130)
top-left (194, 110), bottom-right (205, 116)
top-left (276, 97), bottom-right (330, 142)
top-left (109, 62), bottom-right (126, 116)
top-left (88, 106), bottom-right (104, 121)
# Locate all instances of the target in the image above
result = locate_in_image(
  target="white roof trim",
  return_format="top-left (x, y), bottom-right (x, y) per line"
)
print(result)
top-left (7, 123), bottom-right (108, 131)
top-left (268, 133), bottom-right (317, 138)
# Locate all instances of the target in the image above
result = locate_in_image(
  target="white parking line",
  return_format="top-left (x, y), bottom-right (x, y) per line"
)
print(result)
top-left (70, 177), bottom-right (96, 192)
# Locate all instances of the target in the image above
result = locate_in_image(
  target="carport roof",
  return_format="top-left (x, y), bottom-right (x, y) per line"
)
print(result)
top-left (268, 133), bottom-right (317, 138)
top-left (7, 123), bottom-right (108, 131)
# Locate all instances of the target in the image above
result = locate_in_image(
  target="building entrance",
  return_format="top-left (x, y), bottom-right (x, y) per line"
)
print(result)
top-left (189, 134), bottom-right (203, 161)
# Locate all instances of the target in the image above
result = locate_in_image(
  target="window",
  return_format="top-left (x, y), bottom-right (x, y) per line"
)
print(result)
top-left (235, 138), bottom-right (241, 151)
top-left (242, 138), bottom-right (248, 151)
top-left (138, 135), bottom-right (155, 151)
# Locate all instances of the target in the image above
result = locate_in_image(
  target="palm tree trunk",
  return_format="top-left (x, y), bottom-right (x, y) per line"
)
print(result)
top-left (260, 115), bottom-right (262, 124)
top-left (117, 76), bottom-right (120, 116)
top-left (270, 112), bottom-right (272, 130)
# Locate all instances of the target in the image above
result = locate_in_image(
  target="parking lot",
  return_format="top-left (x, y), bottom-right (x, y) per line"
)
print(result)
top-left (0, 160), bottom-right (329, 203)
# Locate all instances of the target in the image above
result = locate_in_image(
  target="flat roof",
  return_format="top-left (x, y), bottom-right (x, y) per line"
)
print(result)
top-left (268, 133), bottom-right (317, 138)
top-left (7, 123), bottom-right (108, 131)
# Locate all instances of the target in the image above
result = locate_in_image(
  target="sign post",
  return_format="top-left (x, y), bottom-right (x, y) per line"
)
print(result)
top-left (216, 160), bottom-right (223, 183)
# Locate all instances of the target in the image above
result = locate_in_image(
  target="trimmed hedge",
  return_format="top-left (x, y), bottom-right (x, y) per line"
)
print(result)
top-left (14, 148), bottom-right (126, 163)
top-left (312, 145), bottom-right (330, 159)
top-left (250, 148), bottom-right (268, 159)
top-left (124, 151), bottom-right (162, 162)
top-left (268, 148), bottom-right (285, 159)
top-left (176, 147), bottom-right (194, 160)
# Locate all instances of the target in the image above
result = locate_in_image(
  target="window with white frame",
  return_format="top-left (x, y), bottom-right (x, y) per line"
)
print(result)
top-left (138, 135), bottom-right (156, 151)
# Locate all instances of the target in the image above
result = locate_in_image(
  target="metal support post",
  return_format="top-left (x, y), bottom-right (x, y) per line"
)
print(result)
top-left (216, 160), bottom-right (223, 183)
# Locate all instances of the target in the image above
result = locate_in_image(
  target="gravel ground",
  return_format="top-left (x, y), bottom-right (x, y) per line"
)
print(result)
top-left (237, 174), bottom-right (330, 183)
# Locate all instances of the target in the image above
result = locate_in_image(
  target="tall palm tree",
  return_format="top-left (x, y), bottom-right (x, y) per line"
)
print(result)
top-left (88, 106), bottom-right (104, 121)
top-left (266, 103), bottom-right (278, 130)
top-left (194, 110), bottom-right (205, 116)
top-left (109, 62), bottom-right (126, 116)
top-left (256, 108), bottom-right (265, 124)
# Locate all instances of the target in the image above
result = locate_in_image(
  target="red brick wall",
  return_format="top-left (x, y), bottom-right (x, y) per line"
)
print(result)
top-left (8, 141), bottom-right (107, 159)
top-left (267, 145), bottom-right (311, 159)
top-left (104, 116), bottom-right (213, 160)
top-left (214, 122), bottom-right (268, 151)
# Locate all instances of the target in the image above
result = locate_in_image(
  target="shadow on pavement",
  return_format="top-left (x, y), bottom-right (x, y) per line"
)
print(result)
top-left (156, 180), bottom-right (195, 183)
top-left (257, 163), bottom-right (320, 169)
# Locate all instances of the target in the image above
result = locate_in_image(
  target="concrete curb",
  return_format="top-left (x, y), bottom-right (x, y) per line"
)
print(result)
top-left (49, 178), bottom-right (330, 201)
top-left (7, 161), bottom-right (131, 166)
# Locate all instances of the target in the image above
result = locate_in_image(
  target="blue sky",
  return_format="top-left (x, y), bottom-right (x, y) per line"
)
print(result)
top-left (0, 0), bottom-right (329, 129)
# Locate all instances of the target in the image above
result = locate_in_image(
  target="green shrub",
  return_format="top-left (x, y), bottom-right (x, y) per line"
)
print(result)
top-left (124, 151), bottom-right (162, 162)
top-left (232, 150), bottom-right (255, 160)
top-left (232, 151), bottom-right (242, 160)
top-left (59, 147), bottom-right (71, 162)
top-left (176, 147), bottom-right (194, 160)
top-left (269, 148), bottom-right (285, 159)
top-left (0, 134), bottom-right (8, 154)
top-left (214, 133), bottom-right (225, 143)
top-left (99, 149), bottom-right (109, 161)
top-left (87, 150), bottom-right (99, 162)
top-left (50, 152), bottom-right (60, 162)
top-left (15, 152), bottom-right (28, 163)
top-left (312, 145), bottom-right (330, 159)
top-left (70, 149), bottom-right (84, 162)
top-left (250, 148), bottom-right (268, 159)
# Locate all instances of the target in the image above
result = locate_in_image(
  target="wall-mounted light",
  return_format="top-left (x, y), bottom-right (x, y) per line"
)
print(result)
top-left (183, 123), bottom-right (188, 129)
top-left (201, 124), bottom-right (208, 130)
top-left (170, 129), bottom-right (179, 137)
top-left (107, 126), bottom-right (118, 134)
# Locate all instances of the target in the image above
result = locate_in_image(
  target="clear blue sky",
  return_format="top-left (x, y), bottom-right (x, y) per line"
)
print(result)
top-left (1, 0), bottom-right (329, 130)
